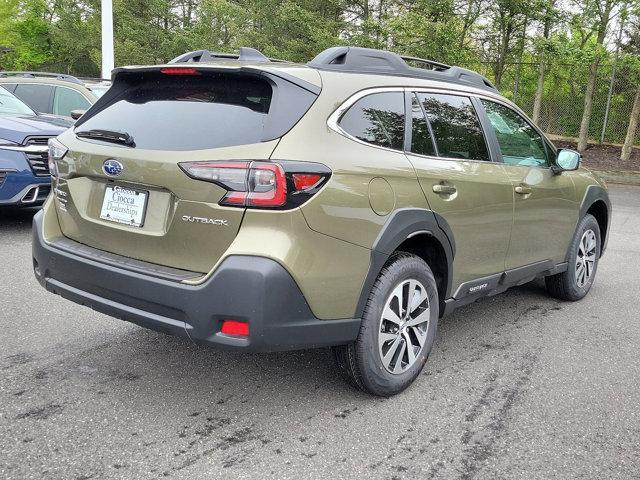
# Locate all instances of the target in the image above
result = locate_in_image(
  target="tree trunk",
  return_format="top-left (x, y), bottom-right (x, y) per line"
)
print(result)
top-left (459, 0), bottom-right (476, 48)
top-left (532, 62), bottom-right (545, 124)
top-left (577, 59), bottom-right (600, 152)
top-left (577, 0), bottom-right (613, 153)
top-left (621, 86), bottom-right (640, 162)
top-left (533, 1), bottom-right (553, 125)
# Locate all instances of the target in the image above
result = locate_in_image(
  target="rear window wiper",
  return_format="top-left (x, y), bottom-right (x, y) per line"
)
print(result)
top-left (76, 129), bottom-right (136, 147)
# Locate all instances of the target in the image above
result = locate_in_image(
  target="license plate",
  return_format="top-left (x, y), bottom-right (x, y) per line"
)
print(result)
top-left (100, 185), bottom-right (148, 227)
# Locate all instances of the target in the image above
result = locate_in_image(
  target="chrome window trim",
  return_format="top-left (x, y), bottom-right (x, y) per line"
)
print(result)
top-left (405, 150), bottom-right (497, 165)
top-left (328, 86), bottom-right (502, 164)
top-left (327, 87), bottom-right (407, 155)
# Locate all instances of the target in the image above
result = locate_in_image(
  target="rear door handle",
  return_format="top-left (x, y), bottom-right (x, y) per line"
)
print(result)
top-left (432, 184), bottom-right (457, 195)
top-left (514, 185), bottom-right (532, 195)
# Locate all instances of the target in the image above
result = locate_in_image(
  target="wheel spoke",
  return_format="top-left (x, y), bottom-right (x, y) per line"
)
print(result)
top-left (403, 332), bottom-right (416, 365)
top-left (411, 326), bottom-right (428, 348)
top-left (382, 336), bottom-right (401, 368)
top-left (405, 307), bottom-right (430, 328)
top-left (379, 331), bottom-right (397, 345)
top-left (382, 303), bottom-right (401, 325)
top-left (393, 340), bottom-right (407, 373)
top-left (409, 285), bottom-right (428, 314)
top-left (587, 233), bottom-right (596, 253)
top-left (405, 280), bottom-right (419, 315)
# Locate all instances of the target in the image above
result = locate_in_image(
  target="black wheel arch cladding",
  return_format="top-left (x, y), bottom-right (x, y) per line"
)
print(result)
top-left (574, 185), bottom-right (611, 260)
top-left (355, 208), bottom-right (455, 319)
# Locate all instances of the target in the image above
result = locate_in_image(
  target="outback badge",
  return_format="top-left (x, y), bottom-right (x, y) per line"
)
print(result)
top-left (182, 215), bottom-right (228, 226)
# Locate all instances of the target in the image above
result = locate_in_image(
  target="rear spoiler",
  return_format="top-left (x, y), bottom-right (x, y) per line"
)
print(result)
top-left (110, 64), bottom-right (321, 96)
top-left (74, 64), bottom-right (321, 141)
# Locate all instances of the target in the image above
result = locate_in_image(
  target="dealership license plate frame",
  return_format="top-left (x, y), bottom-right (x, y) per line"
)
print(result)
top-left (99, 185), bottom-right (149, 228)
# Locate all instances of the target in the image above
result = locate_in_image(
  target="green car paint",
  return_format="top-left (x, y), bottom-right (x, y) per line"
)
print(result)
top-left (38, 49), bottom-right (609, 331)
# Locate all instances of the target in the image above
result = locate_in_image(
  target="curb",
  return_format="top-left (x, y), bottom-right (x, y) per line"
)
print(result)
top-left (591, 170), bottom-right (640, 186)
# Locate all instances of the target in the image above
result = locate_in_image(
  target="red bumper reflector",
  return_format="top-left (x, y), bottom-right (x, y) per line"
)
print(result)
top-left (221, 320), bottom-right (249, 337)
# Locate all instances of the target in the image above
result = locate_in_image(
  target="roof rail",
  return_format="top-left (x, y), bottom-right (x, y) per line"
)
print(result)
top-left (79, 77), bottom-right (111, 83)
top-left (0, 71), bottom-right (83, 84)
top-left (307, 47), bottom-right (497, 93)
top-left (169, 47), bottom-right (286, 64)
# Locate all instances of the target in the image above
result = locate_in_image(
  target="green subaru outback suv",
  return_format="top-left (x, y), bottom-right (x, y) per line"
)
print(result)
top-left (32, 46), bottom-right (610, 396)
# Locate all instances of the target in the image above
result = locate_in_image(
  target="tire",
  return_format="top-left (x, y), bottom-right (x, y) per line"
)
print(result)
top-left (545, 213), bottom-right (601, 301)
top-left (333, 252), bottom-right (439, 397)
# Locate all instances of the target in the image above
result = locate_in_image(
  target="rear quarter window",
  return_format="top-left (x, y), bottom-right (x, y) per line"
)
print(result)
top-left (338, 92), bottom-right (405, 150)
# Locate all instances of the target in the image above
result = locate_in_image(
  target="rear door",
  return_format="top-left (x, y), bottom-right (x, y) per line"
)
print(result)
top-left (478, 99), bottom-right (577, 269)
top-left (53, 68), bottom-right (318, 273)
top-left (405, 91), bottom-right (514, 292)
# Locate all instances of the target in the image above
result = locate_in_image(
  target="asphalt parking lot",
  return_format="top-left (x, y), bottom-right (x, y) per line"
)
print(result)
top-left (1, 184), bottom-right (639, 480)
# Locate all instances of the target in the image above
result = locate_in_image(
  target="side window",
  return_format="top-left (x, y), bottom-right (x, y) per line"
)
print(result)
top-left (410, 93), bottom-right (436, 156)
top-left (481, 100), bottom-right (549, 167)
top-left (338, 92), bottom-right (405, 150)
top-left (417, 93), bottom-right (490, 161)
top-left (13, 84), bottom-right (53, 113)
top-left (1, 84), bottom-right (17, 93)
top-left (53, 87), bottom-right (91, 117)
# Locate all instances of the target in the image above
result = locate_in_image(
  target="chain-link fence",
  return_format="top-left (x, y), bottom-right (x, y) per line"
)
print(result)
top-left (467, 60), bottom-right (639, 146)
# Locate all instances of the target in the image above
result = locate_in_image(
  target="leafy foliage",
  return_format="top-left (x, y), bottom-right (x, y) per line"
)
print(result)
top-left (0, 0), bottom-right (639, 145)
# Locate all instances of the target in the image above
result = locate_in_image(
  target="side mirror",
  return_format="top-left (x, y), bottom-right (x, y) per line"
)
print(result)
top-left (552, 148), bottom-right (581, 174)
top-left (70, 109), bottom-right (86, 120)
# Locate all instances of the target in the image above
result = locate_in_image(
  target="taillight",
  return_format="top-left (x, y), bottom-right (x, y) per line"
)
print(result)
top-left (179, 160), bottom-right (331, 209)
top-left (48, 138), bottom-right (68, 178)
top-left (292, 174), bottom-right (323, 191)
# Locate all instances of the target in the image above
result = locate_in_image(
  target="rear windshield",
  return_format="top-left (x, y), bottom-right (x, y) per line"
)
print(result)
top-left (76, 73), bottom-right (274, 151)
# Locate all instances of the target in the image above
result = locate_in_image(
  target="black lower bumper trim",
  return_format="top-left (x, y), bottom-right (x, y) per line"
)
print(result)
top-left (32, 211), bottom-right (361, 352)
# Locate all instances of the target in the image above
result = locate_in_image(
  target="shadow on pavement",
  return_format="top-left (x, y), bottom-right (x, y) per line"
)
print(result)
top-left (5, 278), bottom-right (559, 406)
top-left (0, 206), bottom-right (39, 230)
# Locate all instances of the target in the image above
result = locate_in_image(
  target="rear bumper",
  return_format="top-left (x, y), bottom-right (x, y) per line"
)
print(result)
top-left (32, 211), bottom-right (360, 351)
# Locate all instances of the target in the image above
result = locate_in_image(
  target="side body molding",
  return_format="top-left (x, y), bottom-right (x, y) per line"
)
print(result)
top-left (354, 208), bottom-right (455, 318)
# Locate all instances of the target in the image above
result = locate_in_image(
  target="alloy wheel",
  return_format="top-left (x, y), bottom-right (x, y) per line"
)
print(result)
top-left (576, 229), bottom-right (597, 288)
top-left (378, 279), bottom-right (430, 374)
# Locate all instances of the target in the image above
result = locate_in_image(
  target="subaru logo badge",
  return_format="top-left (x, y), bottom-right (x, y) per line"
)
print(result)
top-left (103, 159), bottom-right (123, 176)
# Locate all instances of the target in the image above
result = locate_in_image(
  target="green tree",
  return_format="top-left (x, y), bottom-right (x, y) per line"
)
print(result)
top-left (575, 0), bottom-right (619, 152)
